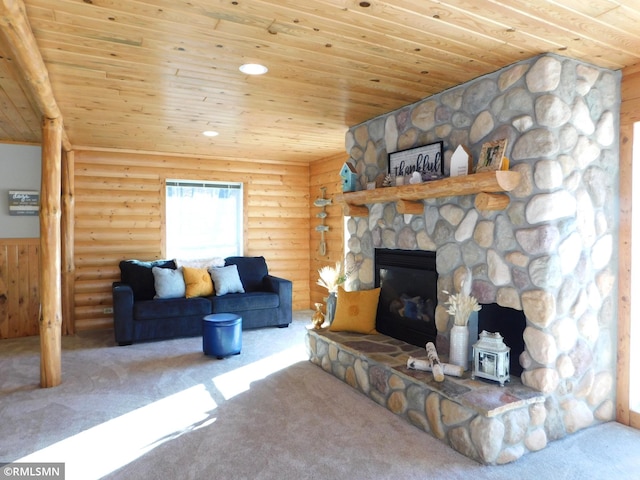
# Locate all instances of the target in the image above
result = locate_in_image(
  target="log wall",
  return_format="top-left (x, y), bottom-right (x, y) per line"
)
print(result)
top-left (73, 150), bottom-right (310, 331)
top-left (0, 238), bottom-right (39, 339)
top-left (309, 152), bottom-right (346, 309)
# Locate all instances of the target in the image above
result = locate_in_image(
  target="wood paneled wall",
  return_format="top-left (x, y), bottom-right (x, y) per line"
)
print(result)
top-left (0, 238), bottom-right (39, 339)
top-left (73, 150), bottom-right (310, 331)
top-left (309, 152), bottom-right (346, 309)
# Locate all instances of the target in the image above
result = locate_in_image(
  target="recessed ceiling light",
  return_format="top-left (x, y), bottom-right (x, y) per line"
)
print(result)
top-left (239, 63), bottom-right (268, 75)
top-left (202, 130), bottom-right (219, 137)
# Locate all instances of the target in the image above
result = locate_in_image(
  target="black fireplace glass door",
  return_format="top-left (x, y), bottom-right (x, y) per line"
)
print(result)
top-left (375, 249), bottom-right (437, 348)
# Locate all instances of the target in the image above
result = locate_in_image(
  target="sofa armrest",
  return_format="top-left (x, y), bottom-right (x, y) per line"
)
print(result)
top-left (264, 275), bottom-right (292, 326)
top-left (113, 282), bottom-right (135, 345)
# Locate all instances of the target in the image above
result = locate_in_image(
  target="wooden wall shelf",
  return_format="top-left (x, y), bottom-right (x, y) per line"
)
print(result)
top-left (337, 170), bottom-right (521, 217)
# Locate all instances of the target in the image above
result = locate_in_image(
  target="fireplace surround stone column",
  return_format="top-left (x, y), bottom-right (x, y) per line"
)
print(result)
top-left (342, 54), bottom-right (620, 442)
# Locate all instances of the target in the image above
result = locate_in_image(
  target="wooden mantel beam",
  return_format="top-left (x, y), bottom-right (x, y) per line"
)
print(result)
top-left (0, 0), bottom-right (71, 151)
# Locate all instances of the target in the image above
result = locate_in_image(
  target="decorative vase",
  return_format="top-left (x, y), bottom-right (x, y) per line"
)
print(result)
top-left (325, 292), bottom-right (337, 325)
top-left (311, 303), bottom-right (325, 329)
top-left (449, 324), bottom-right (470, 370)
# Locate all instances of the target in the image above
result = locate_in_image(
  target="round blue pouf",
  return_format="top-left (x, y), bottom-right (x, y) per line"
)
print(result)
top-left (203, 313), bottom-right (242, 359)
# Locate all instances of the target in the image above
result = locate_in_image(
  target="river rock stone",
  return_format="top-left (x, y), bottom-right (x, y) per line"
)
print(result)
top-left (487, 249), bottom-right (511, 285)
top-left (534, 159), bottom-right (564, 190)
top-left (526, 191), bottom-right (577, 224)
top-left (572, 97), bottom-right (595, 135)
top-left (524, 428), bottom-right (548, 451)
top-left (536, 94), bottom-right (571, 128)
top-left (512, 128), bottom-right (559, 160)
top-left (524, 327), bottom-right (558, 365)
top-left (591, 234), bottom-right (612, 271)
top-left (411, 100), bottom-right (438, 131)
top-left (521, 290), bottom-right (556, 328)
top-left (470, 416), bottom-right (504, 463)
top-left (441, 399), bottom-right (474, 425)
top-left (496, 287), bottom-right (521, 310)
top-left (562, 399), bottom-right (594, 433)
top-left (454, 210), bottom-right (478, 242)
top-left (595, 110), bottom-right (615, 146)
top-left (470, 110), bottom-right (495, 143)
top-left (440, 204), bottom-right (465, 226)
top-left (502, 409), bottom-right (530, 444)
top-left (473, 220), bottom-right (495, 248)
top-left (522, 367), bottom-right (560, 393)
top-left (462, 78), bottom-right (498, 114)
top-left (515, 225), bottom-right (560, 255)
top-left (526, 56), bottom-right (562, 92)
top-left (573, 136), bottom-right (600, 169)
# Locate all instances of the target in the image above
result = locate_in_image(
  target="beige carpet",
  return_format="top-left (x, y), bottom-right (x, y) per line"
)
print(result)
top-left (1, 311), bottom-right (639, 480)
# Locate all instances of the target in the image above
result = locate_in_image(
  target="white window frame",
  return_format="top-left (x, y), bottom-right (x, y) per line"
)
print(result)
top-left (165, 179), bottom-right (243, 260)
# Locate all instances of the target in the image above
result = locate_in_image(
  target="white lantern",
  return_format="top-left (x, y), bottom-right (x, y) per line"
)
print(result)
top-left (471, 330), bottom-right (510, 386)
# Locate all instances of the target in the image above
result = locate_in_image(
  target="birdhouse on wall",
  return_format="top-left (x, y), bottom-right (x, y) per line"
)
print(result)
top-left (340, 162), bottom-right (358, 192)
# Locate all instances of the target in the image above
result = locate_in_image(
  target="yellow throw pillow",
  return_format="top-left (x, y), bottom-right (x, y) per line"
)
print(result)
top-left (182, 266), bottom-right (214, 298)
top-left (329, 287), bottom-right (381, 334)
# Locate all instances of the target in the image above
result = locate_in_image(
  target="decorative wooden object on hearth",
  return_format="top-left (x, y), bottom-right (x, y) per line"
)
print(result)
top-left (314, 187), bottom-right (332, 256)
top-left (425, 342), bottom-right (445, 382)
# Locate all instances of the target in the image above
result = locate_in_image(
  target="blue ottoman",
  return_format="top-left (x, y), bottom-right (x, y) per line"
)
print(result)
top-left (203, 313), bottom-right (242, 359)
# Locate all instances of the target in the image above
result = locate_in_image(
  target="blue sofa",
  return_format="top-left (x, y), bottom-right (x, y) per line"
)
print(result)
top-left (112, 256), bottom-right (292, 346)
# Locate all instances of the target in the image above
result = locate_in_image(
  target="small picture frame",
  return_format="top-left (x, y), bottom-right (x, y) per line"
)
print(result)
top-left (476, 139), bottom-right (508, 173)
top-left (388, 141), bottom-right (444, 181)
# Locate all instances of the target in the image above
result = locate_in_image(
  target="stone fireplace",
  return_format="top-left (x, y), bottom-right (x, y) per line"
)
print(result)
top-left (332, 54), bottom-right (619, 458)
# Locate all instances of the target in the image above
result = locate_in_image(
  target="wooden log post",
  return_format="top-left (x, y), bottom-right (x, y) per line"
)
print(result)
top-left (40, 116), bottom-right (63, 388)
top-left (61, 149), bottom-right (75, 335)
top-left (0, 0), bottom-right (71, 151)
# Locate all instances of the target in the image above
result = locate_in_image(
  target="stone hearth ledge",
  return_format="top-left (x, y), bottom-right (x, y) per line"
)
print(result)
top-left (306, 328), bottom-right (546, 465)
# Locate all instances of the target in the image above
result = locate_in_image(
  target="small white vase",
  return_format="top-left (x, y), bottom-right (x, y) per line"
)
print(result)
top-left (449, 325), bottom-right (470, 370)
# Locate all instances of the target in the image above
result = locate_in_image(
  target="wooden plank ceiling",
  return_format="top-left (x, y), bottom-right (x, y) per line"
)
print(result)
top-left (1, 0), bottom-right (640, 163)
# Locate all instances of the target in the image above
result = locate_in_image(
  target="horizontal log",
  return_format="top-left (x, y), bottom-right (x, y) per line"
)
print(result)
top-left (339, 171), bottom-right (521, 206)
top-left (342, 203), bottom-right (369, 217)
top-left (396, 199), bottom-right (423, 215)
top-left (474, 192), bottom-right (511, 210)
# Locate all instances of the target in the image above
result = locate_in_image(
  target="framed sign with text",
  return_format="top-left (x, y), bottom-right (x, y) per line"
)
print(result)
top-left (388, 141), bottom-right (444, 181)
top-left (9, 190), bottom-right (39, 216)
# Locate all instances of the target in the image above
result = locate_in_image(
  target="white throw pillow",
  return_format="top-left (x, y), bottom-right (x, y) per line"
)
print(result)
top-left (152, 266), bottom-right (186, 299)
top-left (208, 265), bottom-right (245, 296)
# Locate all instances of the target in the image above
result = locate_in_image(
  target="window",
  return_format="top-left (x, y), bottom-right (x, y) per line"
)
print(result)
top-left (165, 180), bottom-right (243, 259)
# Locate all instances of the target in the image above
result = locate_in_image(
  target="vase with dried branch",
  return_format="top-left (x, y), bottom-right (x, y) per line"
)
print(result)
top-left (317, 261), bottom-right (352, 324)
top-left (443, 287), bottom-right (481, 370)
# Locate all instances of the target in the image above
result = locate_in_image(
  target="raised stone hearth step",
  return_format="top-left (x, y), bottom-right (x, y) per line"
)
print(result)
top-left (306, 328), bottom-right (546, 465)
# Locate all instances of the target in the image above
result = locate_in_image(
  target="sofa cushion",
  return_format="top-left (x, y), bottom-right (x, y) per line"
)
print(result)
top-left (210, 291), bottom-right (279, 312)
top-left (134, 297), bottom-right (211, 320)
top-left (183, 266), bottom-right (215, 298)
top-left (120, 259), bottom-right (177, 301)
top-left (209, 265), bottom-right (245, 296)
top-left (225, 256), bottom-right (268, 292)
top-left (152, 266), bottom-right (186, 299)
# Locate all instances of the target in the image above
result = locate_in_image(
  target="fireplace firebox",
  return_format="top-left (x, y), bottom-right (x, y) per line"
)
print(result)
top-left (477, 303), bottom-right (526, 376)
top-left (374, 249), bottom-right (437, 348)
